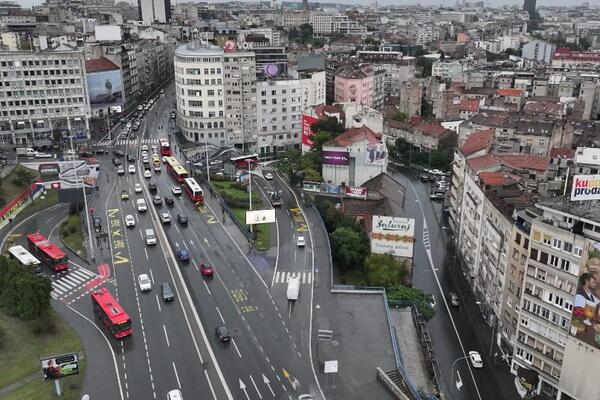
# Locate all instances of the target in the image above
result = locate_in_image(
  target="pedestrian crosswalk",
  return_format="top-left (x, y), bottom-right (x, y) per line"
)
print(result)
top-left (50, 266), bottom-right (100, 300)
top-left (273, 271), bottom-right (312, 284)
top-left (96, 138), bottom-right (161, 147)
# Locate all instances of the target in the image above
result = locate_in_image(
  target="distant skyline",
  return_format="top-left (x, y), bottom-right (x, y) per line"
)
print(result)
top-left (15, 0), bottom-right (598, 9)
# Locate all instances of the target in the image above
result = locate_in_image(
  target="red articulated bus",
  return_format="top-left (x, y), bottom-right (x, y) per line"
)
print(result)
top-left (183, 177), bottom-right (203, 203)
top-left (91, 288), bottom-right (132, 339)
top-left (164, 156), bottom-right (188, 183)
top-left (26, 232), bottom-right (68, 272)
top-left (159, 138), bottom-right (171, 156)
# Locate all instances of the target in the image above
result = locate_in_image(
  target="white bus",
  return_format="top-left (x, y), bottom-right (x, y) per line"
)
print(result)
top-left (8, 245), bottom-right (42, 273)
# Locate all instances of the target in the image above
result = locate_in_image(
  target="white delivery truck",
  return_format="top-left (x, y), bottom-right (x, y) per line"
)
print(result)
top-left (286, 274), bottom-right (301, 301)
top-left (16, 148), bottom-right (36, 157)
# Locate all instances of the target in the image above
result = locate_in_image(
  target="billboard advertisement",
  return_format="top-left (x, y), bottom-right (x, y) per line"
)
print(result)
top-left (86, 70), bottom-right (124, 108)
top-left (246, 209), bottom-right (276, 225)
top-left (38, 163), bottom-right (60, 182)
top-left (301, 115), bottom-right (318, 150)
top-left (41, 352), bottom-right (80, 381)
top-left (345, 186), bottom-right (368, 199)
top-left (322, 151), bottom-right (349, 166)
top-left (371, 216), bottom-right (415, 258)
top-left (569, 239), bottom-right (600, 349)
top-left (365, 142), bottom-right (387, 166)
top-left (571, 175), bottom-right (600, 201)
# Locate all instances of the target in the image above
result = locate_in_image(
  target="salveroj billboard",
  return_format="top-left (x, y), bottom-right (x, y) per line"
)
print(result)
top-left (371, 216), bottom-right (415, 258)
top-left (571, 175), bottom-right (600, 201)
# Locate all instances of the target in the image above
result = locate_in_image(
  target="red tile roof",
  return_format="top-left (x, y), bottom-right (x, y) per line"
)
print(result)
top-left (416, 123), bottom-right (450, 138)
top-left (459, 99), bottom-right (480, 112)
top-left (496, 154), bottom-right (548, 172)
top-left (479, 171), bottom-right (511, 186)
top-left (460, 128), bottom-right (494, 156)
top-left (549, 147), bottom-right (575, 159)
top-left (496, 88), bottom-right (523, 97)
top-left (326, 126), bottom-right (382, 148)
top-left (85, 58), bottom-right (119, 73)
top-left (467, 154), bottom-right (500, 171)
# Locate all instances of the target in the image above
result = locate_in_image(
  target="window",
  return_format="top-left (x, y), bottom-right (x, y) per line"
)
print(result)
top-left (549, 255), bottom-right (559, 267)
top-left (543, 234), bottom-right (551, 245)
top-left (574, 246), bottom-right (583, 257)
top-left (515, 232), bottom-right (522, 244)
top-left (552, 238), bottom-right (562, 249)
top-left (524, 238), bottom-right (529, 250)
top-left (563, 242), bottom-right (573, 253)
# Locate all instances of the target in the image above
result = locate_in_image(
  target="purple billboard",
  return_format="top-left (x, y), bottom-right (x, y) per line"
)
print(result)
top-left (322, 151), bottom-right (350, 166)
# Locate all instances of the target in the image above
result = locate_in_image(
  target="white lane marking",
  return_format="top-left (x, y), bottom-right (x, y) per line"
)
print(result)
top-left (174, 224), bottom-right (180, 234)
top-left (139, 229), bottom-right (143, 240)
top-left (249, 375), bottom-right (262, 399)
top-left (144, 248), bottom-right (149, 260)
top-left (149, 269), bottom-right (155, 284)
top-left (163, 324), bottom-right (170, 347)
top-left (216, 306), bottom-right (225, 324)
top-left (203, 280), bottom-right (212, 296)
top-left (231, 338), bottom-right (242, 358)
top-left (172, 362), bottom-right (181, 389)
top-left (155, 294), bottom-right (162, 312)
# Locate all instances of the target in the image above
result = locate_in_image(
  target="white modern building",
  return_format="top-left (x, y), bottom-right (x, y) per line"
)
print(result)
top-left (310, 14), bottom-right (367, 37)
top-left (431, 61), bottom-right (465, 81)
top-left (0, 46), bottom-right (91, 145)
top-left (292, 69), bottom-right (326, 113)
top-left (174, 41), bottom-right (257, 150)
top-left (256, 77), bottom-right (301, 156)
top-left (522, 40), bottom-right (556, 64)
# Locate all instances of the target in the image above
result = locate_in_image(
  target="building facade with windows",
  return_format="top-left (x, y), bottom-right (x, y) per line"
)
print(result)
top-left (256, 77), bottom-right (301, 156)
top-left (0, 46), bottom-right (91, 145)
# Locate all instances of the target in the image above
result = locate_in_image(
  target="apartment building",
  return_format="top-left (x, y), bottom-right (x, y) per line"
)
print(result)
top-left (309, 14), bottom-right (367, 37)
top-left (256, 77), bottom-right (301, 156)
top-left (297, 70), bottom-right (326, 113)
top-left (174, 41), bottom-right (257, 150)
top-left (522, 40), bottom-right (556, 64)
top-left (334, 64), bottom-right (385, 111)
top-left (0, 46), bottom-right (91, 145)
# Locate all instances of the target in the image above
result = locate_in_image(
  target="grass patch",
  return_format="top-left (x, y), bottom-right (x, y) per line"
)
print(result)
top-left (0, 311), bottom-right (85, 399)
top-left (230, 207), bottom-right (271, 251)
top-left (0, 166), bottom-right (38, 208)
top-left (212, 180), bottom-right (260, 203)
top-left (60, 215), bottom-right (86, 259)
top-left (27, 190), bottom-right (59, 214)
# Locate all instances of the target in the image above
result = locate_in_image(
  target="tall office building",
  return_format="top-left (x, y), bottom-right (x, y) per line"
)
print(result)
top-left (138, 0), bottom-right (171, 24)
top-left (523, 0), bottom-right (537, 20)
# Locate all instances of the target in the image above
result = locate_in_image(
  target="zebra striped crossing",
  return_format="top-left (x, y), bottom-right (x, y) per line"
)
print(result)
top-left (273, 271), bottom-right (312, 285)
top-left (50, 266), bottom-right (99, 300)
top-left (95, 138), bottom-right (160, 147)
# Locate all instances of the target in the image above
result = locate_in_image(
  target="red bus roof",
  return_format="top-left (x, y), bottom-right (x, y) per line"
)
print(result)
top-left (91, 288), bottom-right (130, 325)
top-left (27, 233), bottom-right (66, 260)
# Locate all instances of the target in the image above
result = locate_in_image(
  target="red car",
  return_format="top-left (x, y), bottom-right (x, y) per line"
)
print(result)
top-left (200, 264), bottom-right (214, 277)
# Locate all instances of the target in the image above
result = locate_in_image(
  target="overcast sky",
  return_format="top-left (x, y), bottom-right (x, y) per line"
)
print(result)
top-left (16, 0), bottom-right (596, 9)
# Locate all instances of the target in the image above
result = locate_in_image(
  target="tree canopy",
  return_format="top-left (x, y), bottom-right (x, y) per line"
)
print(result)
top-left (387, 285), bottom-right (436, 320)
top-left (364, 254), bottom-right (408, 288)
top-left (330, 227), bottom-right (368, 270)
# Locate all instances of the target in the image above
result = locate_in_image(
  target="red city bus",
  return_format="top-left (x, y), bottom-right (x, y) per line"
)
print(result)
top-left (230, 153), bottom-right (259, 170)
top-left (26, 232), bottom-right (68, 272)
top-left (164, 156), bottom-right (188, 183)
top-left (183, 177), bottom-right (204, 203)
top-left (91, 288), bottom-right (132, 339)
top-left (159, 139), bottom-right (171, 156)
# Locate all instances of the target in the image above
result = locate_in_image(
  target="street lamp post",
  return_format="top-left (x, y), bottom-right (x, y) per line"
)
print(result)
top-left (247, 159), bottom-right (253, 237)
top-left (205, 137), bottom-right (210, 182)
top-left (70, 137), bottom-right (94, 262)
top-left (449, 355), bottom-right (469, 400)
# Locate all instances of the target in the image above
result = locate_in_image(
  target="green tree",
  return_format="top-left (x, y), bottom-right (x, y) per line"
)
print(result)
top-left (387, 285), bottom-right (436, 320)
top-left (311, 131), bottom-right (333, 154)
top-left (0, 257), bottom-right (52, 320)
top-left (364, 254), bottom-right (408, 287)
top-left (330, 227), bottom-right (367, 269)
top-left (303, 167), bottom-right (322, 182)
top-left (11, 166), bottom-right (36, 187)
top-left (392, 112), bottom-right (408, 122)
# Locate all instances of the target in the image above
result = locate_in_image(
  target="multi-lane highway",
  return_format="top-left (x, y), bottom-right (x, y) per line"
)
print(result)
top-left (94, 84), bottom-right (323, 399)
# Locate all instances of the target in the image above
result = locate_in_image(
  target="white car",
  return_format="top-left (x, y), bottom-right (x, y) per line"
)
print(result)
top-left (264, 172), bottom-right (273, 180)
top-left (134, 183), bottom-right (143, 193)
top-left (117, 166), bottom-right (125, 175)
top-left (128, 165), bottom-right (136, 174)
top-left (141, 145), bottom-right (149, 152)
top-left (296, 235), bottom-right (305, 247)
top-left (167, 389), bottom-right (183, 400)
top-left (125, 214), bottom-right (135, 227)
top-left (136, 198), bottom-right (147, 212)
top-left (151, 145), bottom-right (158, 153)
top-left (143, 169), bottom-right (152, 179)
top-left (469, 351), bottom-right (483, 368)
top-left (162, 156), bottom-right (167, 163)
top-left (171, 186), bottom-right (182, 195)
top-left (138, 273), bottom-right (152, 292)
top-left (141, 150), bottom-right (148, 158)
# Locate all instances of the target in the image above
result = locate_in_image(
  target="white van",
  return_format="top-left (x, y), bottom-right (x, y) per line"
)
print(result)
top-left (136, 198), bottom-right (147, 212)
top-left (16, 147), bottom-right (36, 157)
top-left (145, 229), bottom-right (156, 246)
top-left (286, 275), bottom-right (300, 301)
top-left (167, 389), bottom-right (182, 400)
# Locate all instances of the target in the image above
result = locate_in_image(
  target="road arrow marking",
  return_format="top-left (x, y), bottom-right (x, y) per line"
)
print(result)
top-left (207, 215), bottom-right (217, 224)
top-left (456, 371), bottom-right (463, 391)
top-left (113, 252), bottom-right (129, 265)
top-left (262, 374), bottom-right (275, 396)
top-left (239, 379), bottom-right (250, 400)
top-left (107, 208), bottom-right (119, 217)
